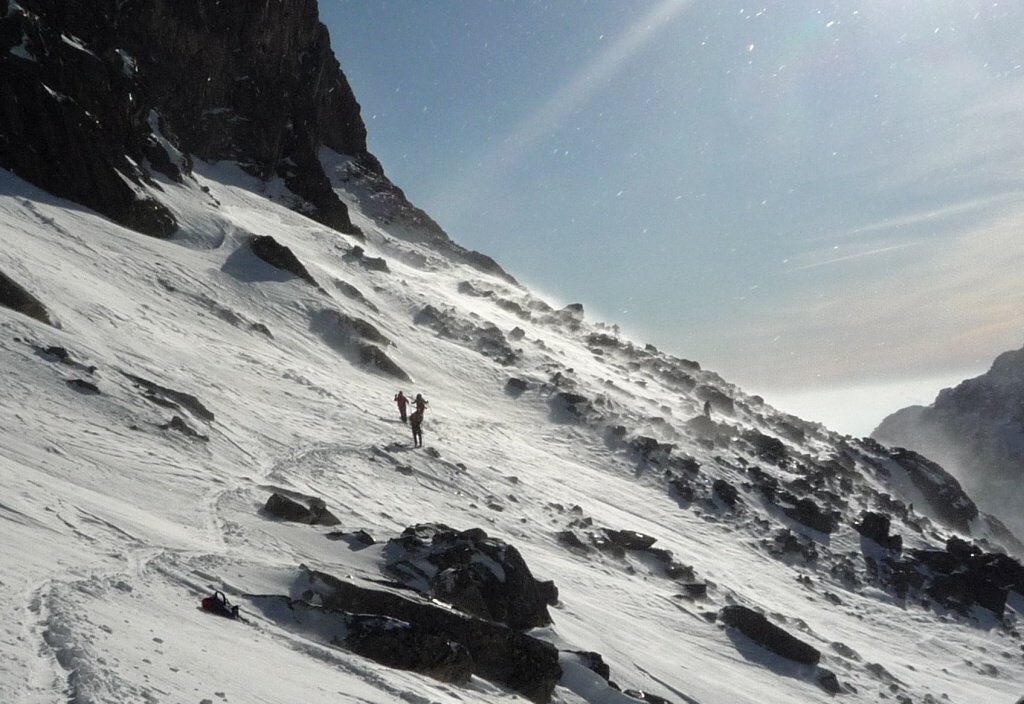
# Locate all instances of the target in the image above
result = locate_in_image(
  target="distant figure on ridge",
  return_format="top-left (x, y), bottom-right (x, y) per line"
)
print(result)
top-left (413, 393), bottom-right (428, 415)
top-left (394, 390), bottom-right (409, 423)
top-left (703, 400), bottom-right (712, 419)
top-left (410, 409), bottom-right (424, 447)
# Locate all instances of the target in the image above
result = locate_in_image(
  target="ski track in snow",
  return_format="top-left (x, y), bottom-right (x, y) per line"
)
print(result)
top-left (0, 163), bottom-right (1022, 704)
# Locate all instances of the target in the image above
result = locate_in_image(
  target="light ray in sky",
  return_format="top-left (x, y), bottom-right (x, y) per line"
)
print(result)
top-left (434, 0), bottom-right (693, 223)
top-left (785, 242), bottom-right (920, 273)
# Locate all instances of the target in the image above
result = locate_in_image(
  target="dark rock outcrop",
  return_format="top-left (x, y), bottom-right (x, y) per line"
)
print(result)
top-left (0, 268), bottom-right (52, 324)
top-left (713, 479), bottom-right (740, 508)
top-left (249, 595), bottom-right (473, 685)
top-left (345, 612), bottom-right (474, 684)
top-left (159, 415), bottom-right (209, 441)
top-left (250, 235), bottom-right (319, 287)
top-left (311, 308), bottom-right (409, 381)
top-left (887, 448), bottom-right (978, 534)
top-left (263, 492), bottom-right (340, 526)
top-left (780, 496), bottom-right (839, 534)
top-left (603, 529), bottom-right (658, 551)
top-left (299, 567), bottom-right (562, 703)
top-left (1, 0), bottom-right (375, 236)
top-left (1, 2), bottom-right (179, 236)
top-left (386, 524), bottom-right (557, 630)
top-left (720, 605), bottom-right (821, 666)
top-left (854, 511), bottom-right (902, 553)
top-left (124, 373), bottom-right (214, 421)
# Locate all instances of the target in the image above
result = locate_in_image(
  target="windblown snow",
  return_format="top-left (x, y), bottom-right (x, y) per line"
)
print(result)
top-left (0, 156), bottom-right (1022, 704)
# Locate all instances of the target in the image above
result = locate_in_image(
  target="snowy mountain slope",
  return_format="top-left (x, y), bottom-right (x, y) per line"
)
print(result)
top-left (3, 157), bottom-right (1024, 704)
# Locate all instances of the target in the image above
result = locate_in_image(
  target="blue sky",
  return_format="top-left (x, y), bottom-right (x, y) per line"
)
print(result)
top-left (321, 0), bottom-right (1024, 433)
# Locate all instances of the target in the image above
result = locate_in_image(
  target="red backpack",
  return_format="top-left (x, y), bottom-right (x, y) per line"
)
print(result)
top-left (200, 590), bottom-right (240, 619)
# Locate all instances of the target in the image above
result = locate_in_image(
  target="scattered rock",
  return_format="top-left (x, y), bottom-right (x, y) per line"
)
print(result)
top-left (344, 245), bottom-right (389, 272)
top-left (325, 529), bottom-right (376, 548)
top-left (125, 373), bottom-right (214, 422)
top-left (720, 605), bottom-right (821, 665)
top-left (345, 612), bottom-right (474, 684)
top-left (66, 378), bottom-right (100, 394)
top-left (298, 567), bottom-right (562, 703)
top-left (556, 530), bottom-right (591, 553)
top-left (387, 523), bottom-right (558, 630)
top-left (0, 268), bottom-right (52, 325)
top-left (624, 690), bottom-right (674, 704)
top-left (713, 479), bottom-right (740, 508)
top-left (781, 497), bottom-right (839, 534)
top-left (855, 511), bottom-right (903, 552)
top-left (603, 529), bottom-right (657, 551)
top-left (250, 235), bottom-right (319, 287)
top-left (357, 342), bottom-right (410, 381)
top-left (263, 492), bottom-right (340, 526)
top-left (159, 415), bottom-right (209, 441)
top-left (506, 377), bottom-right (529, 396)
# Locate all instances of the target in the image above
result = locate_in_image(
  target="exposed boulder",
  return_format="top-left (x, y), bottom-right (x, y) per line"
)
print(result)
top-left (248, 595), bottom-right (473, 685)
top-left (345, 613), bottom-right (474, 684)
top-left (0, 268), bottom-right (52, 325)
top-left (720, 605), bottom-right (821, 666)
top-left (263, 493), bottom-right (340, 526)
top-left (781, 496), bottom-right (839, 534)
top-left (250, 235), bottom-right (319, 287)
top-left (343, 245), bottom-right (390, 272)
top-left (357, 342), bottom-right (410, 381)
top-left (299, 567), bottom-right (562, 703)
top-left (66, 378), bottom-right (101, 394)
top-left (855, 511), bottom-right (902, 553)
top-left (159, 415), bottom-right (209, 441)
top-left (311, 309), bottom-right (409, 382)
top-left (549, 391), bottom-right (590, 421)
top-left (713, 479), bottom-right (740, 508)
top-left (505, 377), bottom-right (530, 396)
top-left (908, 538), bottom-right (1024, 617)
top-left (743, 429), bottom-right (788, 465)
top-left (124, 373), bottom-right (214, 421)
top-left (386, 523), bottom-right (557, 630)
top-left (603, 529), bottom-right (658, 551)
top-left (313, 309), bottom-right (391, 348)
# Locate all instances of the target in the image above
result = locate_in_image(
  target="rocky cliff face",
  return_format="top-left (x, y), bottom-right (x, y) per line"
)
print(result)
top-left (0, 0), bottom-right (378, 236)
top-left (872, 345), bottom-right (1024, 540)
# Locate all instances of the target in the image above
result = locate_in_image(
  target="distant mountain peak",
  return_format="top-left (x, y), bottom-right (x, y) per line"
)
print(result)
top-left (873, 343), bottom-right (1024, 540)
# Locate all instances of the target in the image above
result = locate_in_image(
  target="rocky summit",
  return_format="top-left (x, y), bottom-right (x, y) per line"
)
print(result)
top-left (2, 3), bottom-right (1024, 704)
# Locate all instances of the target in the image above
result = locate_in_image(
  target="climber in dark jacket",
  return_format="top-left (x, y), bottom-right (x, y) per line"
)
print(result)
top-left (413, 393), bottom-right (428, 415)
top-left (410, 409), bottom-right (424, 447)
top-left (394, 391), bottom-right (409, 423)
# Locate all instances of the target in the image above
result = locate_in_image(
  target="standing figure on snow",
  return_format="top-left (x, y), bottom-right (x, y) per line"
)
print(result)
top-left (394, 390), bottom-right (409, 423)
top-left (413, 393), bottom-right (428, 415)
top-left (410, 409), bottom-right (424, 447)
top-left (703, 400), bottom-right (712, 419)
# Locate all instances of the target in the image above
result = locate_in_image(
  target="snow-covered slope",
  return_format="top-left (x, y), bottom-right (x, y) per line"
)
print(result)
top-left (2, 160), bottom-right (1023, 704)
